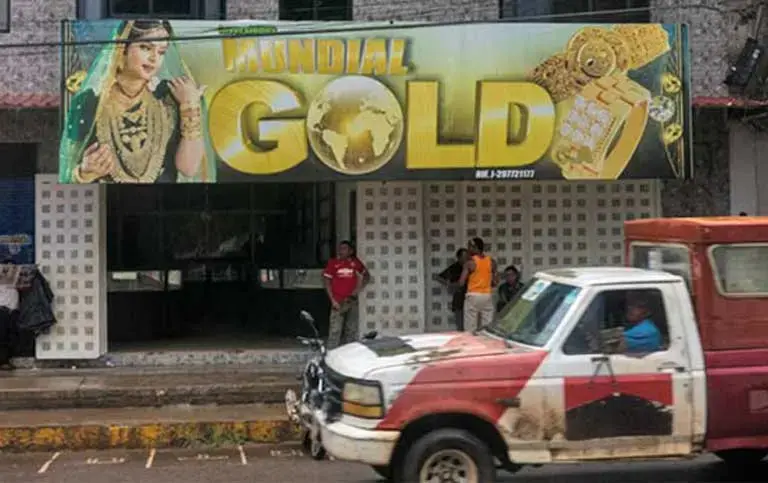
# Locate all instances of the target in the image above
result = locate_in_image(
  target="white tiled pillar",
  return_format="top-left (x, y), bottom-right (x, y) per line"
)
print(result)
top-left (35, 174), bottom-right (107, 359)
top-left (356, 181), bottom-right (426, 337)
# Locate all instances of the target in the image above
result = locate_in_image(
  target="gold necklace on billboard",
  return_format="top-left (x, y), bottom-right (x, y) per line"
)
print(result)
top-left (528, 25), bottom-right (676, 180)
top-left (95, 86), bottom-right (175, 183)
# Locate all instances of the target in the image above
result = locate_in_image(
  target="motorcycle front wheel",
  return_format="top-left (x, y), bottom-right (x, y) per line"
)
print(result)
top-left (303, 430), bottom-right (327, 460)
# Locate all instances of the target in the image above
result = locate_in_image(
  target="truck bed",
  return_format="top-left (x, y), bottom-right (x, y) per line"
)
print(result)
top-left (704, 348), bottom-right (768, 451)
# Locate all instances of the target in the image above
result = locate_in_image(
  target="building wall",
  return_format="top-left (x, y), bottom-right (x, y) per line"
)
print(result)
top-left (0, 0), bottom-right (748, 204)
top-left (227, 0), bottom-right (278, 19)
top-left (0, 0), bottom-right (75, 95)
top-left (354, 0), bottom-right (497, 21)
top-left (0, 109), bottom-right (59, 173)
top-left (661, 109), bottom-right (730, 217)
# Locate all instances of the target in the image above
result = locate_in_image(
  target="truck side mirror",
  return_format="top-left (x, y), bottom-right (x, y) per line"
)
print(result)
top-left (598, 327), bottom-right (625, 355)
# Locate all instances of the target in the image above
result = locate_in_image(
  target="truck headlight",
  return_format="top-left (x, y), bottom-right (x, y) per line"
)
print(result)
top-left (342, 381), bottom-right (384, 419)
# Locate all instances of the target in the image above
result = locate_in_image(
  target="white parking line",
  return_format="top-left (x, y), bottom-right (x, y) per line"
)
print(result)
top-left (145, 449), bottom-right (156, 469)
top-left (85, 457), bottom-right (125, 465)
top-left (177, 453), bottom-right (229, 462)
top-left (37, 452), bottom-right (61, 474)
top-left (238, 445), bottom-right (248, 465)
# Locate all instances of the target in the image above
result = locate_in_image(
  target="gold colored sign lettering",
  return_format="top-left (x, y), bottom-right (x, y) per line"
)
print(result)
top-left (209, 78), bottom-right (556, 175)
top-left (317, 39), bottom-right (345, 75)
top-left (221, 38), bottom-right (408, 75)
top-left (476, 82), bottom-right (555, 167)
top-left (406, 81), bottom-right (556, 169)
top-left (406, 81), bottom-right (474, 169)
top-left (208, 80), bottom-right (307, 175)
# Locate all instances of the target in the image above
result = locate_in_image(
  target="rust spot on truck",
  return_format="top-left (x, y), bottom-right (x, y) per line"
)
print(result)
top-left (499, 406), bottom-right (564, 442)
top-left (550, 435), bottom-right (690, 461)
top-left (406, 348), bottom-right (463, 364)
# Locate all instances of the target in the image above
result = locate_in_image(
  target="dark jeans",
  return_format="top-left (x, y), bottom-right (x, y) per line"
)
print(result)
top-left (0, 307), bottom-right (17, 365)
top-left (453, 309), bottom-right (464, 331)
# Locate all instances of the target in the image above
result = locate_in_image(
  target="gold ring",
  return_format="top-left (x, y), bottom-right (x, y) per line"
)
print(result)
top-left (549, 74), bottom-right (650, 180)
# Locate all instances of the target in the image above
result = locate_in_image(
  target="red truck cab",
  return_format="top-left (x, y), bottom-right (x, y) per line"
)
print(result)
top-left (626, 216), bottom-right (768, 459)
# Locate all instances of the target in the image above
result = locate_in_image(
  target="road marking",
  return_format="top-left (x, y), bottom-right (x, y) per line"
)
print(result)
top-left (37, 452), bottom-right (60, 474)
top-left (269, 448), bottom-right (304, 457)
top-left (238, 445), bottom-right (248, 465)
top-left (145, 449), bottom-right (156, 469)
top-left (176, 453), bottom-right (229, 462)
top-left (86, 457), bottom-right (126, 465)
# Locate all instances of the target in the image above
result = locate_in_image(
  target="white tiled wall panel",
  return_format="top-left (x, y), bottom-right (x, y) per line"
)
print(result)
top-left (35, 174), bottom-right (107, 359)
top-left (420, 180), bottom-right (660, 332)
top-left (357, 181), bottom-right (426, 337)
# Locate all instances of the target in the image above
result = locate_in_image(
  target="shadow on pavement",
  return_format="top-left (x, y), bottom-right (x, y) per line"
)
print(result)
top-left (506, 460), bottom-right (768, 483)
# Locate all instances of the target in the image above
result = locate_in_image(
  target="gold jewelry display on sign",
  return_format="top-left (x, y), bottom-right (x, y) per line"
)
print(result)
top-left (95, 89), bottom-right (176, 183)
top-left (72, 164), bottom-right (100, 183)
top-left (180, 104), bottom-right (202, 140)
top-left (550, 74), bottom-right (650, 180)
top-left (529, 25), bottom-right (672, 179)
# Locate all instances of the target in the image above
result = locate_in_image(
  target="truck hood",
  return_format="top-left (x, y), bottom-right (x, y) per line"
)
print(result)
top-left (324, 332), bottom-right (533, 379)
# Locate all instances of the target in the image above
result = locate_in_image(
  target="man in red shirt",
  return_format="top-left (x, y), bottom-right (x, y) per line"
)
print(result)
top-left (323, 240), bottom-right (370, 349)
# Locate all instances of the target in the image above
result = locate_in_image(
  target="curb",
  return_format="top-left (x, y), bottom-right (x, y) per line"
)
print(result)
top-left (0, 383), bottom-right (299, 411)
top-left (0, 419), bottom-right (302, 453)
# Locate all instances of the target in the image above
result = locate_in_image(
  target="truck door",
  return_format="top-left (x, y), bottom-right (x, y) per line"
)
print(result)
top-left (543, 283), bottom-right (695, 460)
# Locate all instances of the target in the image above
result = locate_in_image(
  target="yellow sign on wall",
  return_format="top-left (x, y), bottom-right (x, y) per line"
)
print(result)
top-left (60, 20), bottom-right (691, 184)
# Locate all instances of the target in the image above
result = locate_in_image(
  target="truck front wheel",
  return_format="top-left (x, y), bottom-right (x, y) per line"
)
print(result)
top-left (401, 428), bottom-right (495, 483)
top-left (714, 449), bottom-right (768, 465)
top-left (370, 465), bottom-right (391, 480)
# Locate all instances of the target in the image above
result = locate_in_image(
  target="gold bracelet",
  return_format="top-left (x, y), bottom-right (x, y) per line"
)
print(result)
top-left (611, 24), bottom-right (671, 70)
top-left (180, 117), bottom-right (202, 140)
top-left (528, 25), bottom-right (670, 102)
top-left (180, 101), bottom-right (201, 113)
top-left (72, 165), bottom-right (99, 183)
top-left (179, 104), bottom-right (202, 140)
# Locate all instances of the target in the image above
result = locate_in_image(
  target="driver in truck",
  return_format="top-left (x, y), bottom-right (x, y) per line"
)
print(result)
top-left (623, 296), bottom-right (663, 353)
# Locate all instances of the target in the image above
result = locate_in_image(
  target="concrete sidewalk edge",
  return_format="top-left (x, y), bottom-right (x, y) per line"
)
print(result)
top-left (0, 419), bottom-right (302, 452)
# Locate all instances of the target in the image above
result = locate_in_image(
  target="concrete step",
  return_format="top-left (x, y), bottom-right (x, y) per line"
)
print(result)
top-left (0, 403), bottom-right (300, 452)
top-left (0, 365), bottom-right (302, 411)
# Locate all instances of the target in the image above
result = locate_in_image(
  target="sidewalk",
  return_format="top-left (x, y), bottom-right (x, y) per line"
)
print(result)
top-left (0, 403), bottom-right (300, 452)
top-left (0, 365), bottom-right (301, 410)
top-left (0, 365), bottom-right (302, 452)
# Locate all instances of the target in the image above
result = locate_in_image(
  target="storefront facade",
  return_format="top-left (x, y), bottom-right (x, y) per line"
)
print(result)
top-left (1, 0), bottom-right (745, 361)
top-left (355, 179), bottom-right (661, 336)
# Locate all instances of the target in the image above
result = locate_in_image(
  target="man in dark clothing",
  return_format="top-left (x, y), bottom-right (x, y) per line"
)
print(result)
top-left (434, 249), bottom-right (469, 331)
top-left (0, 259), bottom-right (20, 370)
top-left (497, 265), bottom-right (523, 313)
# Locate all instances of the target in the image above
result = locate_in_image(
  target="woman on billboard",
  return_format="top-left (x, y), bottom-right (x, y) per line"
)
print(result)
top-left (60, 20), bottom-right (217, 183)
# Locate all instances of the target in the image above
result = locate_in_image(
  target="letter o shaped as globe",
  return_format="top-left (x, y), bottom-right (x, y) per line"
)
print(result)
top-left (306, 76), bottom-right (404, 175)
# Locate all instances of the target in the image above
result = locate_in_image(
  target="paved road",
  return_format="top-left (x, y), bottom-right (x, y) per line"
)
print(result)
top-left (0, 444), bottom-right (765, 482)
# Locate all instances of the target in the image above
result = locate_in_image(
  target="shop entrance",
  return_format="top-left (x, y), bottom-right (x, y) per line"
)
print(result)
top-left (105, 182), bottom-right (335, 353)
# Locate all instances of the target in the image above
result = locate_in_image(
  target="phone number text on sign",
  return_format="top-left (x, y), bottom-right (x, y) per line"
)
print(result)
top-left (474, 169), bottom-right (536, 180)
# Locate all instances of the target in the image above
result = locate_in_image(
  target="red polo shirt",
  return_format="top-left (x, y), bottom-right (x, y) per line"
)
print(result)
top-left (323, 257), bottom-right (367, 302)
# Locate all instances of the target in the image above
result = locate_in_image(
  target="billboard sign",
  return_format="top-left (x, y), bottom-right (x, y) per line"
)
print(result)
top-left (60, 20), bottom-right (691, 183)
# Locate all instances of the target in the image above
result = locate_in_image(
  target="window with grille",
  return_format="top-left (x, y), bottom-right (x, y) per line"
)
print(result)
top-left (280, 0), bottom-right (352, 21)
top-left (0, 0), bottom-right (9, 33)
top-left (106, 0), bottom-right (203, 18)
top-left (501, 0), bottom-right (651, 23)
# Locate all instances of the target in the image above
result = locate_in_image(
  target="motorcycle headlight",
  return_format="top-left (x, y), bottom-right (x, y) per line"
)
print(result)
top-left (342, 381), bottom-right (384, 419)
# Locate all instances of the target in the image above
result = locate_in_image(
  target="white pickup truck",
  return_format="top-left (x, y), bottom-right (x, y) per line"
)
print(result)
top-left (312, 217), bottom-right (768, 482)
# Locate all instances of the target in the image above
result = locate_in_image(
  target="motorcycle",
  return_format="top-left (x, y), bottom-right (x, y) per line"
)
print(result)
top-left (285, 310), bottom-right (377, 460)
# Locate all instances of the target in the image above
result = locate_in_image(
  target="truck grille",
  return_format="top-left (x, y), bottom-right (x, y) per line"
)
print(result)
top-left (320, 361), bottom-right (346, 420)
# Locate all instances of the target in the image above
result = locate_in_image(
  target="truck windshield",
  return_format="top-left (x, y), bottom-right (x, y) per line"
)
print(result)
top-left (485, 278), bottom-right (581, 347)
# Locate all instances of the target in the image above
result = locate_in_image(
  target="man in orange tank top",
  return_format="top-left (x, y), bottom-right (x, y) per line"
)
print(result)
top-left (459, 237), bottom-right (498, 332)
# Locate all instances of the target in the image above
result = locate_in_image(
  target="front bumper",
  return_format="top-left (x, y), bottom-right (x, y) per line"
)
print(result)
top-left (316, 410), bottom-right (400, 466)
